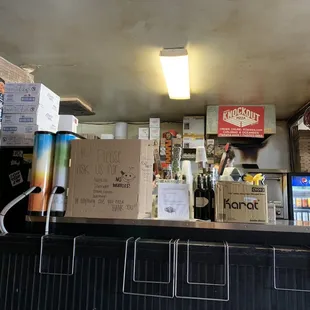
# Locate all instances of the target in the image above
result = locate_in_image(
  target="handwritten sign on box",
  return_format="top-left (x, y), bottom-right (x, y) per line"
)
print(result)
top-left (158, 183), bottom-right (189, 220)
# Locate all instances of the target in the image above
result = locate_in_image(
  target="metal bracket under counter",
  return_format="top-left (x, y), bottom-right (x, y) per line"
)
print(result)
top-left (25, 216), bottom-right (310, 234)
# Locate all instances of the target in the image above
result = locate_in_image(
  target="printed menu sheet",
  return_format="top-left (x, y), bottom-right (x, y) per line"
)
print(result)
top-left (158, 183), bottom-right (189, 220)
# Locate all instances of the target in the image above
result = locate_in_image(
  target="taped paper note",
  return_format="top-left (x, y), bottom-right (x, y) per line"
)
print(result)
top-left (158, 183), bottom-right (189, 220)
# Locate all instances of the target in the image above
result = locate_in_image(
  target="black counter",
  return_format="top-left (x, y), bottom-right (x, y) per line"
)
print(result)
top-left (0, 218), bottom-right (309, 309)
top-left (0, 232), bottom-right (310, 310)
top-left (25, 217), bottom-right (310, 246)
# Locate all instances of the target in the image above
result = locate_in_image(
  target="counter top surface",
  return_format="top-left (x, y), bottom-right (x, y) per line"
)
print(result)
top-left (26, 216), bottom-right (310, 234)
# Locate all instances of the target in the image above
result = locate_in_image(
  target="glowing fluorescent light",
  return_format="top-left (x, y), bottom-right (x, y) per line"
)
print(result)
top-left (160, 48), bottom-right (190, 99)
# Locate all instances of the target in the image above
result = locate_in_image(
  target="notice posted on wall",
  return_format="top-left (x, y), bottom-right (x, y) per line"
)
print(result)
top-left (218, 106), bottom-right (265, 138)
top-left (158, 183), bottom-right (189, 220)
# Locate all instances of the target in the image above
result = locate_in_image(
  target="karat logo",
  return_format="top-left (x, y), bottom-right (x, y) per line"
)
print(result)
top-left (224, 199), bottom-right (259, 210)
top-left (222, 107), bottom-right (261, 128)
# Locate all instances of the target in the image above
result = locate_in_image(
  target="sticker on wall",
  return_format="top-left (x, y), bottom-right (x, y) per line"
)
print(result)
top-left (9, 170), bottom-right (23, 187)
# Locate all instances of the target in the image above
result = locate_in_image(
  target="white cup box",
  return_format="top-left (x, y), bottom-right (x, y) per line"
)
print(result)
top-left (4, 83), bottom-right (60, 114)
top-left (150, 127), bottom-right (160, 140)
top-left (101, 134), bottom-right (114, 139)
top-left (4, 83), bottom-right (60, 105)
top-left (2, 112), bottom-right (58, 126)
top-left (1, 133), bottom-right (34, 146)
top-left (138, 127), bottom-right (149, 140)
top-left (149, 118), bottom-right (160, 128)
top-left (58, 115), bottom-right (78, 133)
top-left (2, 123), bottom-right (57, 134)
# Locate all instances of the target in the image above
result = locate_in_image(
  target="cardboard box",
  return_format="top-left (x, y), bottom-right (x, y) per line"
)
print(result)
top-left (183, 116), bottom-right (205, 149)
top-left (150, 127), bottom-right (160, 140)
top-left (66, 139), bottom-right (154, 219)
top-left (58, 115), bottom-right (78, 133)
top-left (149, 117), bottom-right (160, 128)
top-left (101, 134), bottom-right (114, 139)
top-left (215, 181), bottom-right (268, 223)
top-left (182, 137), bottom-right (204, 149)
top-left (2, 123), bottom-right (57, 134)
top-left (1, 133), bottom-right (34, 146)
top-left (4, 83), bottom-right (60, 114)
top-left (3, 102), bottom-right (59, 114)
top-left (138, 127), bottom-right (149, 140)
top-left (4, 83), bottom-right (60, 105)
top-left (2, 112), bottom-right (58, 126)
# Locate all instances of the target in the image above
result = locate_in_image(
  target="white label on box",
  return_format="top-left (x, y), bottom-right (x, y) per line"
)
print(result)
top-left (158, 183), bottom-right (189, 220)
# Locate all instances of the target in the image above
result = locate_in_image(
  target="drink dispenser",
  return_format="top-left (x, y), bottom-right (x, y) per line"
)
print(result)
top-left (50, 131), bottom-right (82, 216)
top-left (27, 131), bottom-right (56, 216)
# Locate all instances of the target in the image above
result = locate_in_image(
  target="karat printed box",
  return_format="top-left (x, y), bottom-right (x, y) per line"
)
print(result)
top-left (66, 140), bottom-right (154, 219)
top-left (215, 181), bottom-right (268, 223)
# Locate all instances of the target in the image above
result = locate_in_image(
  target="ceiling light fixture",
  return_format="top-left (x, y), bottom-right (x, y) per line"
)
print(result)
top-left (160, 48), bottom-right (190, 99)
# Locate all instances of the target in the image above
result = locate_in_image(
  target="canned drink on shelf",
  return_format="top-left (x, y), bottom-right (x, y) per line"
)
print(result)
top-left (296, 198), bottom-right (302, 208)
top-left (297, 212), bottom-right (302, 222)
top-left (51, 131), bottom-right (83, 216)
top-left (302, 198), bottom-right (308, 208)
top-left (303, 212), bottom-right (308, 222)
top-left (28, 131), bottom-right (55, 216)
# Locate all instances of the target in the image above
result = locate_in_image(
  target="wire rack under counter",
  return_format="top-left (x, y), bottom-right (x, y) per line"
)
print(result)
top-left (0, 234), bottom-right (310, 310)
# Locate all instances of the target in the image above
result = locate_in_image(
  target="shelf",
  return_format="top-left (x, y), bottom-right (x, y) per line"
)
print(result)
top-left (25, 216), bottom-right (310, 234)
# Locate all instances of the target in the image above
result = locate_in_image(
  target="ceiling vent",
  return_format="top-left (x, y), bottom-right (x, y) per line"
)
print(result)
top-left (59, 97), bottom-right (95, 116)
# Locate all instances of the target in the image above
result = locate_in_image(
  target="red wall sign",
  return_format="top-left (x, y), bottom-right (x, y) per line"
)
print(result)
top-left (218, 106), bottom-right (265, 138)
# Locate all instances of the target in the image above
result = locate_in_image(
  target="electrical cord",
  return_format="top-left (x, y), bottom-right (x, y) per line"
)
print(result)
top-left (45, 186), bottom-right (58, 235)
top-left (0, 186), bottom-right (38, 234)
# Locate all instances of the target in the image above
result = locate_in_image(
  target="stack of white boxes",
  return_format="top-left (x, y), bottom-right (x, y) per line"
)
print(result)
top-left (182, 116), bottom-right (205, 149)
top-left (1, 83), bottom-right (60, 146)
top-left (149, 118), bottom-right (160, 140)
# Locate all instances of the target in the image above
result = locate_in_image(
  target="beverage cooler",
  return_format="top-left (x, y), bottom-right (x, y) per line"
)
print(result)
top-left (288, 173), bottom-right (310, 222)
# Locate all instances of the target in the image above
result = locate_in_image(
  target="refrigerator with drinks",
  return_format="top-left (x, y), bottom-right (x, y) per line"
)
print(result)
top-left (288, 173), bottom-right (310, 223)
